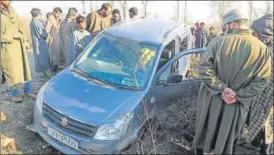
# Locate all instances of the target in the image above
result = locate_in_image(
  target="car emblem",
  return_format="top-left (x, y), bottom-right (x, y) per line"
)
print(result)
top-left (61, 117), bottom-right (68, 126)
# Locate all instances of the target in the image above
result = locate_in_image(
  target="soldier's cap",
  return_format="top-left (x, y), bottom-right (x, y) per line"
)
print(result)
top-left (222, 9), bottom-right (249, 26)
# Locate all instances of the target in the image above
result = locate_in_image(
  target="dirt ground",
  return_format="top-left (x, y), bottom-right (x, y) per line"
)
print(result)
top-left (0, 52), bottom-right (256, 154)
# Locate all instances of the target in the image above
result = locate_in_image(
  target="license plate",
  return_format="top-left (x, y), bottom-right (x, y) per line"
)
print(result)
top-left (47, 127), bottom-right (79, 150)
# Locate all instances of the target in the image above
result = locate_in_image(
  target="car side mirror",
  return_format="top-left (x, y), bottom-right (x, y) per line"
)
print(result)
top-left (167, 73), bottom-right (183, 84)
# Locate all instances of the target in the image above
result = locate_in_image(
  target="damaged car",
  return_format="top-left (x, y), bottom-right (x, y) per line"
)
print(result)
top-left (29, 17), bottom-right (206, 154)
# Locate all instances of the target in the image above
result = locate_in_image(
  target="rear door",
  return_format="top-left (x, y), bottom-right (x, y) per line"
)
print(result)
top-left (153, 48), bottom-right (206, 105)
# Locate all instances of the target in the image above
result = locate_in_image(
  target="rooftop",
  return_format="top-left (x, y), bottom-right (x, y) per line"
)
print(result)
top-left (103, 18), bottom-right (184, 44)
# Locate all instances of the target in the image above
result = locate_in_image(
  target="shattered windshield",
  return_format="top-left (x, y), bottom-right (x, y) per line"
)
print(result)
top-left (73, 33), bottom-right (159, 90)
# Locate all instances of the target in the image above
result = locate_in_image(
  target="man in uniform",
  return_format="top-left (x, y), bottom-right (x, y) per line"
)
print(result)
top-left (193, 9), bottom-right (272, 154)
top-left (1, 0), bottom-right (34, 102)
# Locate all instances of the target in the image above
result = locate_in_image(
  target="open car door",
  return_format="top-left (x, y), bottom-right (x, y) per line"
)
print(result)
top-left (153, 47), bottom-right (206, 105)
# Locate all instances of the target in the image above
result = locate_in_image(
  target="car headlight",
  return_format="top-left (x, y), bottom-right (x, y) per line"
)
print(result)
top-left (35, 83), bottom-right (47, 113)
top-left (93, 112), bottom-right (133, 140)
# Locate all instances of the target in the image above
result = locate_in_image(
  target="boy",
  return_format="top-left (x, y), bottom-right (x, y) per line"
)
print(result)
top-left (67, 15), bottom-right (92, 66)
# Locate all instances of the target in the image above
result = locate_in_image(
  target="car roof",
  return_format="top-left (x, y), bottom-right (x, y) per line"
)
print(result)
top-left (103, 17), bottom-right (188, 44)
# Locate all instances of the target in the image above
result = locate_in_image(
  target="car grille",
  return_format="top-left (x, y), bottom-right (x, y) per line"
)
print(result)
top-left (42, 102), bottom-right (97, 138)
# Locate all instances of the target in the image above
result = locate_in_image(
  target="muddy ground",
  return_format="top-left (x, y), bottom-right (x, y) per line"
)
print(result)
top-left (0, 52), bottom-right (256, 154)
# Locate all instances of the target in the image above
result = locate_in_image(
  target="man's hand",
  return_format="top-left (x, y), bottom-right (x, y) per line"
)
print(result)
top-left (222, 88), bottom-right (237, 104)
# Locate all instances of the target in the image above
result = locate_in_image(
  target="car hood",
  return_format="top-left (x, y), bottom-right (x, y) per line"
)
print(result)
top-left (42, 68), bottom-right (145, 126)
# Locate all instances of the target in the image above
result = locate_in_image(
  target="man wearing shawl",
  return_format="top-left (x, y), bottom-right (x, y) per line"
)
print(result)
top-left (47, 7), bottom-right (63, 74)
top-left (30, 8), bottom-right (51, 81)
top-left (86, 3), bottom-right (112, 37)
top-left (242, 13), bottom-right (273, 155)
top-left (60, 7), bottom-right (78, 65)
top-left (193, 9), bottom-right (272, 154)
top-left (1, 1), bottom-right (34, 102)
top-left (67, 15), bottom-right (92, 66)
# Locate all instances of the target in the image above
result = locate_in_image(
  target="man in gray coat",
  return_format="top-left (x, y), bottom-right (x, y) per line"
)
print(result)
top-left (30, 8), bottom-right (51, 81)
top-left (60, 7), bottom-right (78, 65)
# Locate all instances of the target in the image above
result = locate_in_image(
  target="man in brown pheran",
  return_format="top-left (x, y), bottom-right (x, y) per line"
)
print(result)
top-left (86, 3), bottom-right (111, 37)
top-left (193, 9), bottom-right (272, 154)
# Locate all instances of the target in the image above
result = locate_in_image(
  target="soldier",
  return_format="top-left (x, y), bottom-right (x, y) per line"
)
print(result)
top-left (193, 9), bottom-right (271, 154)
top-left (1, 0), bottom-right (35, 102)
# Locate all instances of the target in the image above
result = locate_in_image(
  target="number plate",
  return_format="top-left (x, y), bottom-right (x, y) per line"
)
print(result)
top-left (48, 127), bottom-right (79, 150)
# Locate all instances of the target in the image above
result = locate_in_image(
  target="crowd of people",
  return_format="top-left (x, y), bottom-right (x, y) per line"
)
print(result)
top-left (1, 1), bottom-right (273, 155)
top-left (190, 21), bottom-right (224, 49)
top-left (1, 1), bottom-right (138, 102)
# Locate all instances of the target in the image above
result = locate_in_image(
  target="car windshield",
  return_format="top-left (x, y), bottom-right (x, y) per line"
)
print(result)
top-left (73, 33), bottom-right (159, 90)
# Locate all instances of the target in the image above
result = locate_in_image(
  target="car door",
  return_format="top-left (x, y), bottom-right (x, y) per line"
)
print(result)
top-left (153, 47), bottom-right (206, 105)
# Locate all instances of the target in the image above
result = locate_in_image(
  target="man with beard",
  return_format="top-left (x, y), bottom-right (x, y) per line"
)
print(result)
top-left (86, 3), bottom-right (112, 37)
top-left (1, 0), bottom-right (34, 102)
top-left (193, 9), bottom-right (272, 154)
top-left (47, 7), bottom-right (63, 74)
top-left (60, 7), bottom-right (78, 65)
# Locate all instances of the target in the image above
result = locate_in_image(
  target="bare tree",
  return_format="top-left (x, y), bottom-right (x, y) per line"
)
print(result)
top-left (176, 0), bottom-right (180, 21)
top-left (184, 1), bottom-right (187, 23)
top-left (89, 1), bottom-right (93, 12)
top-left (247, 0), bottom-right (253, 25)
top-left (211, 1), bottom-right (233, 23)
top-left (109, 0), bottom-right (115, 8)
top-left (82, 1), bottom-right (86, 15)
top-left (120, 1), bottom-right (128, 20)
top-left (264, 1), bottom-right (273, 14)
top-left (142, 1), bottom-right (148, 17)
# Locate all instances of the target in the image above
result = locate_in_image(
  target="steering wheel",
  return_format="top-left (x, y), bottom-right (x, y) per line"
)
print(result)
top-left (100, 57), bottom-right (123, 66)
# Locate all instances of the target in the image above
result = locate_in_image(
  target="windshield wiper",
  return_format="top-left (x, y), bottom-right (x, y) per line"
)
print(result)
top-left (71, 67), bottom-right (113, 87)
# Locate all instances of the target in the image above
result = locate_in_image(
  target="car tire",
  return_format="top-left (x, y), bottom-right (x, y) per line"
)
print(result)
top-left (121, 116), bottom-right (157, 153)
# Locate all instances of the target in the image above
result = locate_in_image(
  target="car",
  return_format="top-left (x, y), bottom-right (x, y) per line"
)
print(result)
top-left (30, 17), bottom-right (206, 154)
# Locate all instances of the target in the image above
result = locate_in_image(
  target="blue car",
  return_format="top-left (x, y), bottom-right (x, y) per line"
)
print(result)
top-left (30, 17), bottom-right (206, 154)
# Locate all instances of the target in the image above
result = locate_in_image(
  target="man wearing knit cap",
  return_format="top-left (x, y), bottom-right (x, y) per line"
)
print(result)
top-left (193, 9), bottom-right (272, 154)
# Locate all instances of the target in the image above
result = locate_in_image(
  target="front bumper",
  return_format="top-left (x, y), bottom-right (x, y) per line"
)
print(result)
top-left (33, 107), bottom-right (139, 154)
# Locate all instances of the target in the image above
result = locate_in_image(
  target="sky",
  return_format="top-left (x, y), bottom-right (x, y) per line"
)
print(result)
top-left (11, 1), bottom-right (273, 24)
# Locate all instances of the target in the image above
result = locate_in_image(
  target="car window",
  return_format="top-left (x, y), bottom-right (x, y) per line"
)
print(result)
top-left (157, 40), bottom-right (175, 71)
top-left (180, 36), bottom-right (189, 51)
top-left (158, 53), bottom-right (203, 84)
